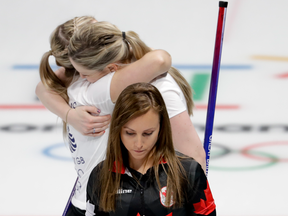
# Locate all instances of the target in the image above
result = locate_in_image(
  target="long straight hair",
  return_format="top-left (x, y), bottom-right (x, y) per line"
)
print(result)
top-left (97, 83), bottom-right (187, 212)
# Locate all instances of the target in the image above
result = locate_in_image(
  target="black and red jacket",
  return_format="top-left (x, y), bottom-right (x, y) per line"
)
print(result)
top-left (86, 155), bottom-right (216, 216)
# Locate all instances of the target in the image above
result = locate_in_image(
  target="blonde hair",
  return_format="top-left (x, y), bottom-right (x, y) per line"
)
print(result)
top-left (68, 21), bottom-right (151, 71)
top-left (39, 16), bottom-right (96, 133)
top-left (97, 83), bottom-right (187, 212)
top-left (68, 21), bottom-right (194, 115)
top-left (40, 16), bottom-right (96, 98)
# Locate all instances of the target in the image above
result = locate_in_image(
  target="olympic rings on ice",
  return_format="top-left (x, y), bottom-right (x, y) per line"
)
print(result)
top-left (42, 141), bottom-right (288, 171)
top-left (209, 141), bottom-right (288, 171)
top-left (42, 143), bottom-right (71, 161)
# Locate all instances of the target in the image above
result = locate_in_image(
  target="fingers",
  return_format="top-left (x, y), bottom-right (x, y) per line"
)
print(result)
top-left (77, 116), bottom-right (110, 135)
top-left (85, 117), bottom-right (111, 137)
top-left (90, 122), bottom-right (110, 133)
top-left (81, 106), bottom-right (101, 116)
top-left (91, 114), bottom-right (111, 123)
top-left (73, 106), bottom-right (111, 136)
top-left (84, 130), bottom-right (105, 137)
top-left (79, 106), bottom-right (111, 121)
top-left (80, 118), bottom-right (110, 136)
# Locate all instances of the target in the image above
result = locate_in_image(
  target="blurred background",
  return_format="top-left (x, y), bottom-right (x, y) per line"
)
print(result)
top-left (0, 0), bottom-right (287, 215)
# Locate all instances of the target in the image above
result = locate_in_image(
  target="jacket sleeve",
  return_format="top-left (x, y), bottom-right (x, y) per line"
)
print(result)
top-left (86, 164), bottom-right (109, 216)
top-left (186, 162), bottom-right (216, 216)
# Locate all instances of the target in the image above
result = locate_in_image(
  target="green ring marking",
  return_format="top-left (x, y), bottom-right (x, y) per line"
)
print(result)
top-left (209, 143), bottom-right (231, 159)
top-left (209, 150), bottom-right (278, 171)
top-left (211, 149), bottom-right (229, 159)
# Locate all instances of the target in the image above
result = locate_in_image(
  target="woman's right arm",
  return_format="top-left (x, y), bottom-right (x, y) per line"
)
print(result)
top-left (170, 111), bottom-right (206, 170)
top-left (36, 68), bottom-right (111, 136)
top-left (187, 163), bottom-right (216, 216)
top-left (110, 49), bottom-right (171, 102)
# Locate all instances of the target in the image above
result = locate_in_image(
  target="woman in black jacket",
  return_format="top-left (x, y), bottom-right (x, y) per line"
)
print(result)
top-left (86, 83), bottom-right (216, 216)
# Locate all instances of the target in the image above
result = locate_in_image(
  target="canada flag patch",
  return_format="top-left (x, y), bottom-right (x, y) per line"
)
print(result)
top-left (159, 186), bottom-right (174, 207)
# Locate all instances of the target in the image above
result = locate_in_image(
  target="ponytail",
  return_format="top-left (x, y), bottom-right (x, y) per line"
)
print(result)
top-left (39, 50), bottom-right (71, 137)
top-left (39, 51), bottom-right (69, 102)
top-left (124, 31), bottom-right (152, 60)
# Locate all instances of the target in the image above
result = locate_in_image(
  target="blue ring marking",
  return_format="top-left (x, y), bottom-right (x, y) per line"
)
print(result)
top-left (12, 64), bottom-right (252, 71)
top-left (42, 143), bottom-right (72, 161)
top-left (12, 64), bottom-right (59, 70)
top-left (172, 64), bottom-right (252, 70)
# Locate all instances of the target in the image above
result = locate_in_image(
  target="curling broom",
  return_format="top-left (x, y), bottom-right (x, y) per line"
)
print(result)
top-left (203, 1), bottom-right (228, 176)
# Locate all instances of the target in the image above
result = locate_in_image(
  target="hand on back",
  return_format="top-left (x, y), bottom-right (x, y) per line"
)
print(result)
top-left (67, 106), bottom-right (111, 137)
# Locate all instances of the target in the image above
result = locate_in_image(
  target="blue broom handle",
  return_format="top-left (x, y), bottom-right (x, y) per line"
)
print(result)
top-left (203, 1), bottom-right (228, 176)
top-left (62, 177), bottom-right (78, 216)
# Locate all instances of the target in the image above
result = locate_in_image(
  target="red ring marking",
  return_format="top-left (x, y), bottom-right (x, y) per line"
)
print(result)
top-left (241, 141), bottom-right (288, 162)
top-left (195, 104), bottom-right (239, 109)
top-left (0, 104), bottom-right (46, 109)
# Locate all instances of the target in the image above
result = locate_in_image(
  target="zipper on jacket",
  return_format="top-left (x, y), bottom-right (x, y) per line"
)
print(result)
top-left (140, 188), bottom-right (145, 216)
